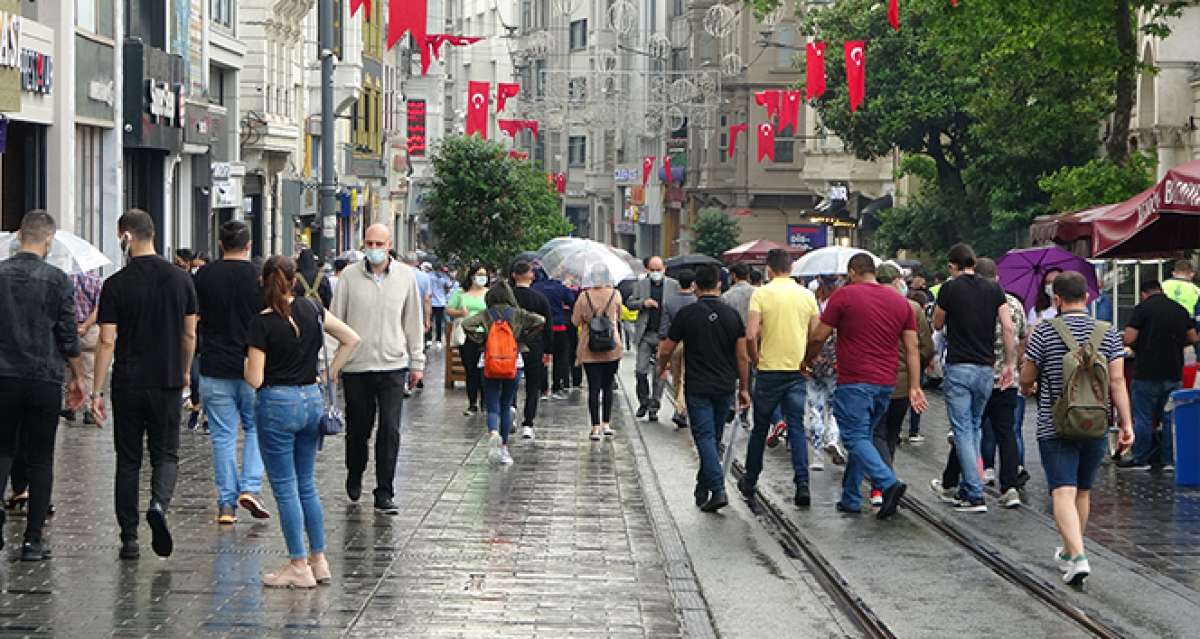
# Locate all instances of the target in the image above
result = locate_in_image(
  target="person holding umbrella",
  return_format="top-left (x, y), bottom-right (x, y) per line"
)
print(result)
top-left (626, 256), bottom-right (679, 422)
top-left (571, 265), bottom-right (624, 440)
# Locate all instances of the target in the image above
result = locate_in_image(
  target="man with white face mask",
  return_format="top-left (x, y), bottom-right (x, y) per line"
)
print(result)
top-left (626, 256), bottom-right (680, 421)
top-left (331, 224), bottom-right (426, 515)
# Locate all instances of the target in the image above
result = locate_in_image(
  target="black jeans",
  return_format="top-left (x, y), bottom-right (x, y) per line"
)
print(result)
top-left (0, 378), bottom-right (60, 543)
top-left (112, 387), bottom-right (182, 541)
top-left (873, 397), bottom-right (911, 470)
top-left (342, 370), bottom-right (406, 501)
top-left (459, 341), bottom-right (483, 407)
top-left (520, 349), bottom-right (545, 427)
top-left (584, 361), bottom-right (619, 425)
top-left (428, 307), bottom-right (446, 344)
top-left (551, 330), bottom-right (573, 392)
top-left (567, 328), bottom-right (583, 386)
top-left (943, 387), bottom-right (1021, 492)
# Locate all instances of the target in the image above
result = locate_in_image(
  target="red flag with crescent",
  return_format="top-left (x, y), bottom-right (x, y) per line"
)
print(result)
top-left (754, 90), bottom-right (781, 119)
top-left (757, 122), bottom-right (776, 163)
top-left (498, 119), bottom-right (523, 138)
top-left (496, 83), bottom-right (520, 113)
top-left (466, 81), bottom-right (489, 138)
top-left (728, 123), bottom-right (747, 158)
top-left (642, 156), bottom-right (655, 186)
top-left (387, 0), bottom-right (426, 54)
top-left (780, 91), bottom-right (801, 132)
top-left (888, 0), bottom-right (899, 31)
top-left (421, 35), bottom-right (484, 76)
top-left (845, 41), bottom-right (867, 113)
top-left (806, 42), bottom-right (826, 101)
top-left (663, 155), bottom-right (673, 185)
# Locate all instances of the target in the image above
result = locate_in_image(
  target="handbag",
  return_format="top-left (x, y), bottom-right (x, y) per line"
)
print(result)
top-left (450, 319), bottom-right (467, 347)
top-left (311, 300), bottom-right (345, 439)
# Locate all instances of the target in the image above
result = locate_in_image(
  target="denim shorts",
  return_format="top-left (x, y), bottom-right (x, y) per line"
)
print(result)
top-left (1037, 436), bottom-right (1107, 491)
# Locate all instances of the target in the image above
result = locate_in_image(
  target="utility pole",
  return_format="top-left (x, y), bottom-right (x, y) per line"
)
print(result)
top-left (318, 0), bottom-right (337, 260)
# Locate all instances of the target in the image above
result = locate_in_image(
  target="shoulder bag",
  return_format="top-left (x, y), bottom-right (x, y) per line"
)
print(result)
top-left (310, 299), bottom-right (345, 442)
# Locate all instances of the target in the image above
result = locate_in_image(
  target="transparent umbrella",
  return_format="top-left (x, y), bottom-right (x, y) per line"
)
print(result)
top-left (0, 230), bottom-right (112, 273)
top-left (537, 238), bottom-right (635, 287)
top-left (790, 246), bottom-right (879, 277)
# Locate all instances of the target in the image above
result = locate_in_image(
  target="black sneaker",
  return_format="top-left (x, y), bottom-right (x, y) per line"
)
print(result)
top-left (835, 502), bottom-right (861, 514)
top-left (736, 476), bottom-right (755, 501)
top-left (346, 477), bottom-right (362, 502)
top-left (187, 410), bottom-right (201, 431)
top-left (952, 493), bottom-right (987, 513)
top-left (1115, 459), bottom-right (1151, 471)
top-left (60, 409), bottom-right (75, 422)
top-left (648, 412), bottom-right (659, 422)
top-left (672, 414), bottom-right (689, 429)
top-left (146, 504), bottom-right (173, 557)
top-left (1015, 467), bottom-right (1031, 487)
top-left (119, 538), bottom-right (139, 560)
top-left (700, 491), bottom-right (729, 512)
top-left (374, 499), bottom-right (400, 515)
top-left (636, 404), bottom-right (648, 418)
top-left (694, 484), bottom-right (709, 508)
top-left (794, 485), bottom-right (811, 508)
top-left (877, 481), bottom-right (907, 520)
top-left (20, 541), bottom-right (48, 562)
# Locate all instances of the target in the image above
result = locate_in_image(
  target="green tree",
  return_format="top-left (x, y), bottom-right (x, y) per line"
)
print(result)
top-left (424, 136), bottom-right (571, 267)
top-left (692, 208), bottom-right (741, 259)
top-left (1038, 151), bottom-right (1156, 214)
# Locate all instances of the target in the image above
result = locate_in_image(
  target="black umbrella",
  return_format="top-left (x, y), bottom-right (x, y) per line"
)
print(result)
top-left (665, 254), bottom-right (721, 278)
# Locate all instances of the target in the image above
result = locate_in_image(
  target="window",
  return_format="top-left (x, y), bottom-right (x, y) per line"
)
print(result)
top-left (775, 25), bottom-right (796, 68)
top-left (77, 0), bottom-right (96, 32)
top-left (672, 0), bottom-right (684, 18)
top-left (209, 66), bottom-right (226, 105)
top-left (212, 0), bottom-right (232, 28)
top-left (521, 0), bottom-right (531, 31)
top-left (568, 136), bottom-right (587, 167)
top-left (718, 115), bottom-right (728, 163)
top-left (569, 19), bottom-right (587, 50)
top-left (774, 124), bottom-right (795, 164)
top-left (568, 76), bottom-right (586, 103)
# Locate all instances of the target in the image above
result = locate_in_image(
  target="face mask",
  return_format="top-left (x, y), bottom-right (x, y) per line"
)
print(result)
top-left (648, 271), bottom-right (664, 283)
top-left (364, 248), bottom-right (388, 265)
top-left (474, 275), bottom-right (489, 288)
top-left (1044, 283), bottom-right (1054, 297)
top-left (897, 281), bottom-right (909, 297)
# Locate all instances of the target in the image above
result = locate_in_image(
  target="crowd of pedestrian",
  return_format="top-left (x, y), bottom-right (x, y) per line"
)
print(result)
top-left (3, 206), bottom-right (1195, 593)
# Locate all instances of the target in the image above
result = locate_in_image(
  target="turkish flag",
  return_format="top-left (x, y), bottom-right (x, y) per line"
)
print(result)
top-left (350, 0), bottom-right (370, 17)
top-left (524, 120), bottom-right (539, 140)
top-left (845, 41), bottom-right (867, 113)
top-left (466, 81), bottom-right (489, 138)
top-left (496, 83), bottom-right (520, 113)
top-left (663, 155), bottom-right (673, 185)
top-left (780, 91), bottom-right (801, 133)
top-left (728, 123), bottom-right (747, 158)
top-left (756, 123), bottom-right (776, 163)
top-left (806, 42), bottom-right (826, 101)
top-left (754, 90), bottom-right (781, 119)
top-left (387, 0), bottom-right (426, 54)
top-left (642, 156), bottom-right (655, 186)
top-left (498, 119), bottom-right (523, 138)
top-left (421, 35), bottom-right (483, 76)
top-left (555, 172), bottom-right (566, 193)
top-left (888, 0), bottom-right (899, 31)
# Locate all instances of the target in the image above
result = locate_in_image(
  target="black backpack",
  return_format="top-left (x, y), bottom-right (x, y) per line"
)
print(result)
top-left (584, 290), bottom-right (618, 352)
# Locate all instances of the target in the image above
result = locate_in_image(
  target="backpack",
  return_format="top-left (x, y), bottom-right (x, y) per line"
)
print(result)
top-left (1049, 318), bottom-right (1111, 440)
top-left (584, 290), bottom-right (618, 352)
top-left (297, 271), bottom-right (325, 302)
top-left (483, 308), bottom-right (519, 380)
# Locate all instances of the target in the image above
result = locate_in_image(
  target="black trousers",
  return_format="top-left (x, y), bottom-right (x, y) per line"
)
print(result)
top-left (427, 307), bottom-right (446, 344)
top-left (551, 330), bottom-right (573, 392)
top-left (113, 387), bottom-right (182, 541)
top-left (943, 387), bottom-right (1021, 492)
top-left (873, 397), bottom-right (911, 471)
top-left (343, 370), bottom-right (406, 501)
top-left (459, 341), bottom-right (483, 407)
top-left (520, 349), bottom-right (545, 427)
top-left (584, 361), bottom-right (620, 425)
top-left (0, 378), bottom-right (60, 543)
top-left (567, 328), bottom-right (583, 386)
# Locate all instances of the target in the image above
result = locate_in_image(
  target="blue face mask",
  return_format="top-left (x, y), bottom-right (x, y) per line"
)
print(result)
top-left (365, 248), bottom-right (388, 265)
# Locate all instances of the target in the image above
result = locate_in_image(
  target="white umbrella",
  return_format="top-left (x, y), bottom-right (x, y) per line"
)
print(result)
top-left (537, 238), bottom-right (634, 287)
top-left (790, 246), bottom-right (879, 277)
top-left (0, 230), bottom-right (111, 273)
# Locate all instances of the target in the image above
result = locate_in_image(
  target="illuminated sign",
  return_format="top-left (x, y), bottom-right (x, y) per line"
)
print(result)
top-left (406, 99), bottom-right (426, 157)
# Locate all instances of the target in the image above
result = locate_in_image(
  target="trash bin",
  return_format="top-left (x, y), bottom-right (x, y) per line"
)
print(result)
top-left (1171, 389), bottom-right (1200, 487)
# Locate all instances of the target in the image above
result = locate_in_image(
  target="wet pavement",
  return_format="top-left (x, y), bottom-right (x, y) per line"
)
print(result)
top-left (0, 353), bottom-right (694, 637)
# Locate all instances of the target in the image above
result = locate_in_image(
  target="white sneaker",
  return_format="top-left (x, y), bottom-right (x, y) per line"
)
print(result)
top-left (521, 426), bottom-right (535, 440)
top-left (434, 340), bottom-right (443, 350)
top-left (824, 442), bottom-right (847, 465)
top-left (983, 468), bottom-right (996, 485)
top-left (929, 479), bottom-right (957, 503)
top-left (1001, 488), bottom-right (1021, 509)
top-left (487, 433), bottom-right (503, 465)
top-left (510, 406), bottom-right (517, 419)
top-left (810, 449), bottom-right (825, 471)
top-left (946, 430), bottom-right (955, 444)
top-left (499, 448), bottom-right (514, 465)
top-left (1054, 547), bottom-right (1072, 573)
top-left (1063, 556), bottom-right (1090, 586)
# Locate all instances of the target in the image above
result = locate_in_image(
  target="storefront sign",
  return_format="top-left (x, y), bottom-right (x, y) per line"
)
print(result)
top-left (0, 12), bottom-right (19, 69)
top-left (88, 79), bottom-right (113, 106)
top-left (406, 99), bottom-right (426, 157)
top-left (787, 224), bottom-right (827, 250)
top-left (19, 48), bottom-right (50, 94)
top-left (211, 162), bottom-right (231, 181)
top-left (613, 167), bottom-right (639, 183)
top-left (146, 80), bottom-right (183, 127)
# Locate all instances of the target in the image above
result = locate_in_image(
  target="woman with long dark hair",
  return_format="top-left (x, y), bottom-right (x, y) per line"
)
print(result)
top-left (1029, 267), bottom-right (1063, 326)
top-left (447, 263), bottom-right (491, 415)
top-left (245, 256), bottom-right (360, 588)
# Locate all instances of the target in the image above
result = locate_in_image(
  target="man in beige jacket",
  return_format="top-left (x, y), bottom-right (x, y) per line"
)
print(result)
top-left (331, 224), bottom-right (426, 514)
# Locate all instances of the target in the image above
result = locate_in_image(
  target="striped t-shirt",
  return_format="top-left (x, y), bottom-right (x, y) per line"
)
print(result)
top-left (1023, 312), bottom-right (1124, 441)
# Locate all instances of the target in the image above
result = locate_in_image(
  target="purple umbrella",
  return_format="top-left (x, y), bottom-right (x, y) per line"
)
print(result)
top-left (996, 246), bottom-right (1099, 312)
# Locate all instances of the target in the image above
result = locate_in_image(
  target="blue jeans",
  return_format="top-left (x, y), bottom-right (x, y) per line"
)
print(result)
top-left (1131, 379), bottom-right (1179, 466)
top-left (744, 372), bottom-right (808, 487)
top-left (200, 375), bottom-right (264, 508)
top-left (255, 385), bottom-right (325, 560)
top-left (943, 364), bottom-right (994, 501)
top-left (686, 393), bottom-right (732, 493)
top-left (833, 384), bottom-right (897, 509)
top-left (483, 372), bottom-right (522, 444)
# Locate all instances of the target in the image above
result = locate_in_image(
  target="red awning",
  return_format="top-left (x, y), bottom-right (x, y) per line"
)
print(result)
top-left (723, 239), bottom-right (806, 264)
top-left (1093, 159), bottom-right (1200, 257)
top-left (1029, 203), bottom-right (1119, 246)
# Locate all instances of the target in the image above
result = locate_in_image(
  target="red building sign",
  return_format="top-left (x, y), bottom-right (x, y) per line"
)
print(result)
top-left (406, 99), bottom-right (427, 157)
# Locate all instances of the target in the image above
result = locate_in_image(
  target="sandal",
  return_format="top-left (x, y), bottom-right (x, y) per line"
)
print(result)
top-left (589, 427), bottom-right (602, 441)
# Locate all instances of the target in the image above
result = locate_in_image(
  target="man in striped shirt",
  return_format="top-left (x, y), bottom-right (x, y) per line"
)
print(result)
top-left (1020, 271), bottom-right (1133, 586)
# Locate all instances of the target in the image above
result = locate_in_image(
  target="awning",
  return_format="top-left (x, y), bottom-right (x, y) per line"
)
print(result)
top-left (723, 239), bottom-right (806, 265)
top-left (1094, 159), bottom-right (1200, 257)
top-left (1029, 203), bottom-right (1119, 246)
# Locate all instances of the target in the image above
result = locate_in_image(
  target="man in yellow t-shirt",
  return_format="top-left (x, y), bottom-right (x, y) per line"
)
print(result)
top-left (738, 248), bottom-right (821, 508)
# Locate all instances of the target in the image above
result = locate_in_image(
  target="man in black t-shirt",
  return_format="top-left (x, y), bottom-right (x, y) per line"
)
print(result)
top-left (193, 221), bottom-right (271, 524)
top-left (658, 264), bottom-right (750, 513)
top-left (932, 244), bottom-right (1017, 512)
top-left (510, 261), bottom-right (553, 440)
top-left (1120, 280), bottom-right (1199, 470)
top-left (91, 210), bottom-right (198, 560)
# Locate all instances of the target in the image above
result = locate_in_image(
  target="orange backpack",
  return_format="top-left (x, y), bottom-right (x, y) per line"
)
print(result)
top-left (483, 308), bottom-right (519, 380)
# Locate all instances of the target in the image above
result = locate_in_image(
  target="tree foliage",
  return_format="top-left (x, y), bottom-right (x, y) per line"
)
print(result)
top-left (424, 136), bottom-right (572, 268)
top-left (692, 208), bottom-right (742, 259)
top-left (1038, 152), bottom-right (1156, 214)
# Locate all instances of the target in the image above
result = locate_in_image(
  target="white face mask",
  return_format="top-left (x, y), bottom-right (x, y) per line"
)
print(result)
top-left (648, 271), bottom-right (664, 283)
top-left (473, 275), bottom-right (489, 288)
top-left (1044, 283), bottom-right (1054, 297)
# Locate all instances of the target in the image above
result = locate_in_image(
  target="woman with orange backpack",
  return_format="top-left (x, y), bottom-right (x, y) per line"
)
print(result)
top-left (462, 282), bottom-right (546, 465)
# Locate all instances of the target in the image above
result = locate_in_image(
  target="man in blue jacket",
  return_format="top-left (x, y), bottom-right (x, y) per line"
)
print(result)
top-left (533, 268), bottom-right (577, 398)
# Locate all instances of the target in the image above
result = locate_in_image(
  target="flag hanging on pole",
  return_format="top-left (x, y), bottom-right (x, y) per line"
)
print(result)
top-left (496, 83), bottom-right (520, 113)
top-left (888, 0), bottom-right (900, 31)
top-left (754, 90), bottom-right (782, 120)
top-left (642, 156), bottom-right (655, 186)
top-left (757, 123), bottom-right (776, 163)
top-left (466, 81), bottom-right (490, 138)
top-left (663, 155), bottom-right (673, 185)
top-left (845, 41), bottom-right (867, 113)
top-left (728, 123), bottom-right (747, 158)
top-left (350, 0), bottom-right (370, 17)
top-left (780, 91), bottom-right (801, 132)
top-left (387, 0), bottom-right (427, 53)
top-left (806, 42), bottom-right (826, 101)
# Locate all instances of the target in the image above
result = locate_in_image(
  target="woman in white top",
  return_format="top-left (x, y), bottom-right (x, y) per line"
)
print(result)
top-left (1028, 268), bottom-right (1063, 326)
